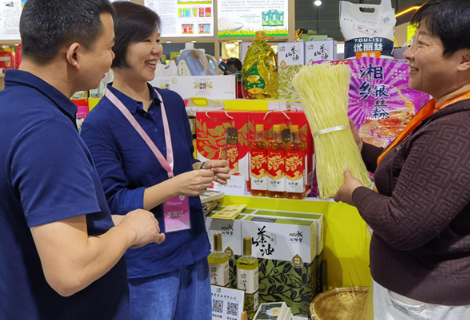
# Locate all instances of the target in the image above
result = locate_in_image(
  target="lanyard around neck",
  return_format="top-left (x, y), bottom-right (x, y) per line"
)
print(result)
top-left (377, 91), bottom-right (470, 166)
top-left (105, 88), bottom-right (175, 178)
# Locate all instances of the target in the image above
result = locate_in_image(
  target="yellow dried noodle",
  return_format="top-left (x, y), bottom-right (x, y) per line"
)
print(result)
top-left (292, 63), bottom-right (372, 199)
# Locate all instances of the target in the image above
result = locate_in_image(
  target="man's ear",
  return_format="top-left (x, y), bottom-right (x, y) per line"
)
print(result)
top-left (65, 43), bottom-right (81, 71)
top-left (457, 49), bottom-right (470, 72)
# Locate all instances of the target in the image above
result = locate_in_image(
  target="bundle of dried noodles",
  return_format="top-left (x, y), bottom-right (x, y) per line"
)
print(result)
top-left (293, 63), bottom-right (371, 199)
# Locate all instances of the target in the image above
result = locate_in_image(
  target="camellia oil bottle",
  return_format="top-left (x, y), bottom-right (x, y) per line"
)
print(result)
top-left (208, 233), bottom-right (229, 287)
top-left (250, 124), bottom-right (268, 197)
top-left (285, 125), bottom-right (306, 199)
top-left (237, 237), bottom-right (259, 320)
top-left (267, 124), bottom-right (286, 198)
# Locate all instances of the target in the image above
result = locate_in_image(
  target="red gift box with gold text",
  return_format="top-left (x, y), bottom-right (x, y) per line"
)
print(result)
top-left (196, 110), bottom-right (249, 184)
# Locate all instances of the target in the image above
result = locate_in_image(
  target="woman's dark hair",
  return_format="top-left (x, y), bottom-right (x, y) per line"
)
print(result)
top-left (20, 0), bottom-right (114, 65)
top-left (112, 1), bottom-right (161, 69)
top-left (410, 0), bottom-right (470, 56)
top-left (226, 57), bottom-right (242, 72)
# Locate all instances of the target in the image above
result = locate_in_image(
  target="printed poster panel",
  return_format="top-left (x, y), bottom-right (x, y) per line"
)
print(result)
top-left (0, 0), bottom-right (23, 41)
top-left (145, 0), bottom-right (214, 37)
top-left (217, 0), bottom-right (288, 38)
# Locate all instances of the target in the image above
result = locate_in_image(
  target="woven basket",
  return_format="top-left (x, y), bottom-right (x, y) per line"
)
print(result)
top-left (310, 287), bottom-right (369, 320)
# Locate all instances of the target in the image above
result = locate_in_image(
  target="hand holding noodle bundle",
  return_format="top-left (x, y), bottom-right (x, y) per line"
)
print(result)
top-left (292, 63), bottom-right (372, 199)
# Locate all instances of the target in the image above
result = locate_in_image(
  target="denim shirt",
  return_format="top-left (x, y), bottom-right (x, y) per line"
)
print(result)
top-left (81, 84), bottom-right (210, 278)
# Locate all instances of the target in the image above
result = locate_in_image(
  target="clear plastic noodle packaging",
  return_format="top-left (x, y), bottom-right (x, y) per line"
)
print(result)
top-left (293, 63), bottom-right (372, 199)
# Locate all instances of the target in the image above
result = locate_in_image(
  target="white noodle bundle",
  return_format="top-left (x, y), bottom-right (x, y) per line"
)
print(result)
top-left (293, 63), bottom-right (372, 199)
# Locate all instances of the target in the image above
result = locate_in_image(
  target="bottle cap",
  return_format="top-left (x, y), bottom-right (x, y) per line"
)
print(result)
top-left (273, 124), bottom-right (282, 132)
top-left (255, 31), bottom-right (266, 40)
top-left (243, 237), bottom-right (252, 256)
top-left (255, 124), bottom-right (264, 131)
top-left (214, 233), bottom-right (222, 251)
top-left (281, 128), bottom-right (291, 142)
top-left (184, 42), bottom-right (194, 49)
top-left (226, 127), bottom-right (238, 136)
top-left (291, 125), bottom-right (299, 132)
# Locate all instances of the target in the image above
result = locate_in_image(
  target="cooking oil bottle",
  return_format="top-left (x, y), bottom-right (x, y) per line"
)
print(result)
top-left (242, 31), bottom-right (278, 99)
top-left (237, 237), bottom-right (259, 320)
top-left (250, 124), bottom-right (268, 197)
top-left (285, 125), bottom-right (306, 199)
top-left (267, 125), bottom-right (286, 198)
top-left (208, 233), bottom-right (229, 287)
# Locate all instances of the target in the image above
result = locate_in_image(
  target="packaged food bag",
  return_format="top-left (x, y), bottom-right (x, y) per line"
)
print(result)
top-left (324, 58), bottom-right (430, 148)
top-left (340, 0), bottom-right (396, 59)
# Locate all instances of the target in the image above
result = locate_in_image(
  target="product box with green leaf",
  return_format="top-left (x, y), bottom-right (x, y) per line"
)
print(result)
top-left (205, 208), bottom-right (257, 288)
top-left (254, 210), bottom-right (324, 257)
top-left (254, 210), bottom-right (326, 296)
top-left (241, 215), bottom-right (317, 317)
top-left (277, 42), bottom-right (305, 100)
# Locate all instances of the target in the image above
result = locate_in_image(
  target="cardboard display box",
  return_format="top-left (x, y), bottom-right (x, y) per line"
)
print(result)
top-left (241, 215), bottom-right (317, 317)
top-left (305, 40), bottom-right (338, 65)
top-left (205, 208), bottom-right (257, 288)
top-left (277, 42), bottom-right (305, 100)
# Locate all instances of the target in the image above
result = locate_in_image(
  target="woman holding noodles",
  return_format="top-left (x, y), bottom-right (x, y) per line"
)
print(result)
top-left (81, 2), bottom-right (230, 320)
top-left (335, 0), bottom-right (470, 318)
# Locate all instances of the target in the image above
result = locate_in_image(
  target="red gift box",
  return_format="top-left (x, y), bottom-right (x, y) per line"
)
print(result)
top-left (248, 111), bottom-right (315, 194)
top-left (196, 110), bottom-right (250, 184)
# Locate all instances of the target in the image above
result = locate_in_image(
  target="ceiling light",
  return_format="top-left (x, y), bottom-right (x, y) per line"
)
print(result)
top-left (314, 0), bottom-right (322, 6)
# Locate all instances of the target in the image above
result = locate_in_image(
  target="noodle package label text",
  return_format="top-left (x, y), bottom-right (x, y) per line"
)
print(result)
top-left (315, 58), bottom-right (430, 148)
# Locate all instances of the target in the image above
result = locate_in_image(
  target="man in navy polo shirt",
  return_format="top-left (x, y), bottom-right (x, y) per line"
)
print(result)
top-left (0, 1), bottom-right (164, 319)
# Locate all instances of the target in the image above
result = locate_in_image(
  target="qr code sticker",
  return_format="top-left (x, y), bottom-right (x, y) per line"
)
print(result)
top-left (212, 299), bottom-right (223, 313)
top-left (227, 302), bottom-right (238, 316)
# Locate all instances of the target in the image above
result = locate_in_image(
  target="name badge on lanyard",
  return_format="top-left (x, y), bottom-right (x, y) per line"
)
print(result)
top-left (105, 88), bottom-right (191, 233)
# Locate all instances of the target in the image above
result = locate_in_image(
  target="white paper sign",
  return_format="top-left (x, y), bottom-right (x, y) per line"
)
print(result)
top-left (0, 0), bottom-right (22, 41)
top-left (212, 175), bottom-right (247, 196)
top-left (211, 285), bottom-right (245, 320)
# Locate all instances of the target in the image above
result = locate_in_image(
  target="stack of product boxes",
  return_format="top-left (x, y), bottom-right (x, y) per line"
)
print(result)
top-left (277, 40), bottom-right (338, 100)
top-left (205, 207), bottom-right (325, 318)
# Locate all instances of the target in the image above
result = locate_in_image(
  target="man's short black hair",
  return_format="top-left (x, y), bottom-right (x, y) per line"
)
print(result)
top-left (411, 0), bottom-right (470, 57)
top-left (111, 2), bottom-right (161, 69)
top-left (20, 0), bottom-right (115, 65)
top-left (227, 58), bottom-right (242, 72)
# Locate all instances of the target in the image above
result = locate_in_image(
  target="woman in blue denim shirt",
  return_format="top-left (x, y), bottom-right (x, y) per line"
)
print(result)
top-left (81, 2), bottom-right (230, 320)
